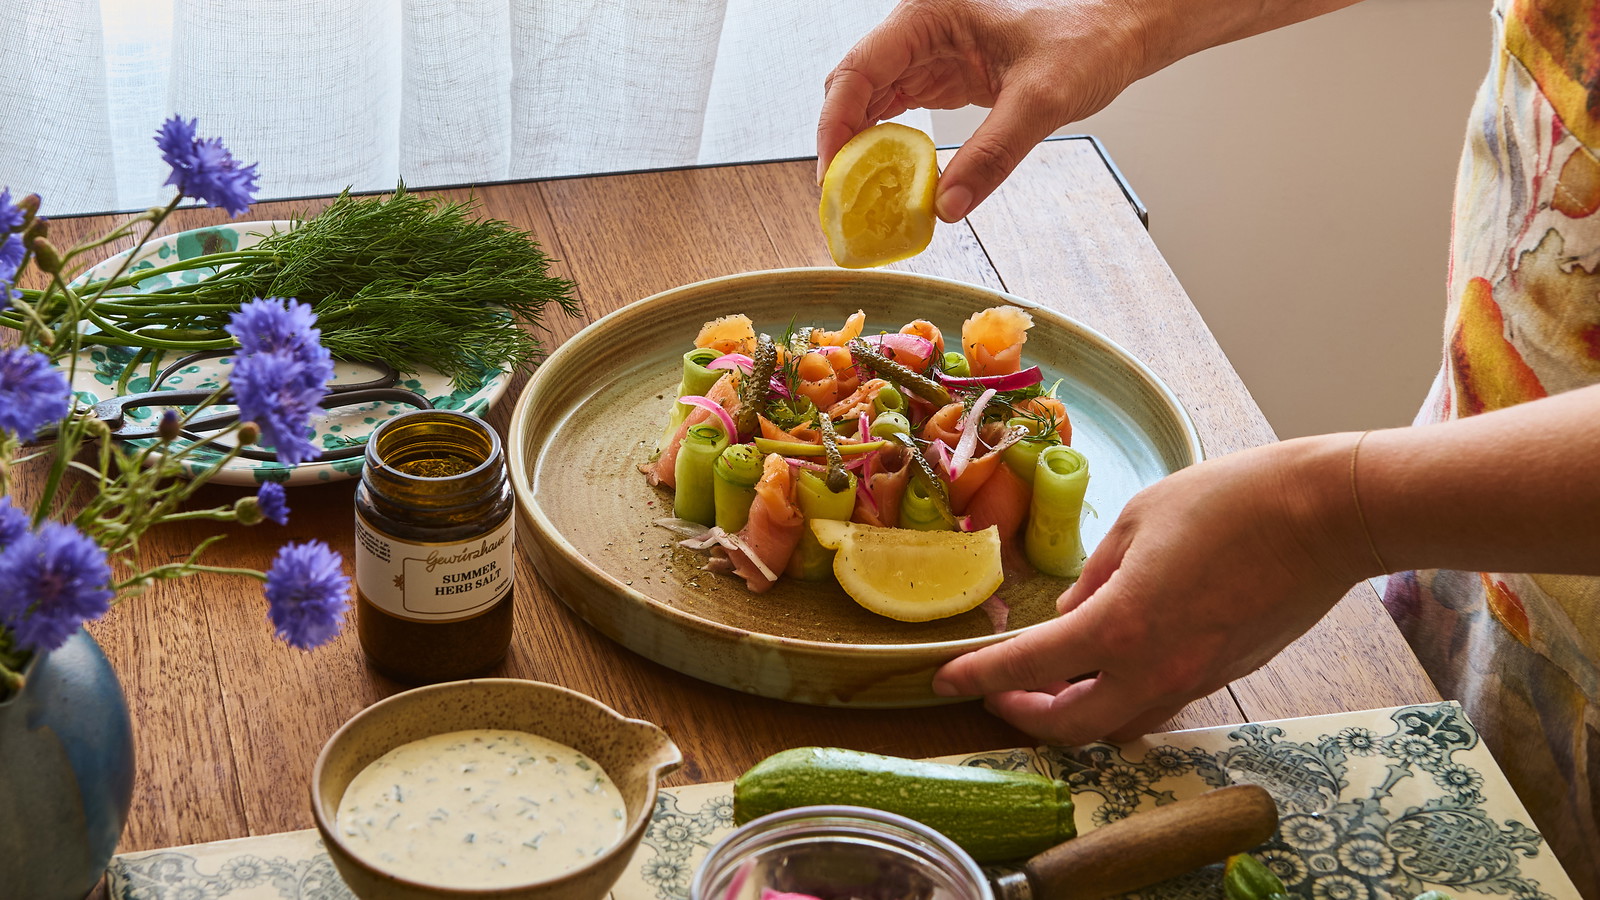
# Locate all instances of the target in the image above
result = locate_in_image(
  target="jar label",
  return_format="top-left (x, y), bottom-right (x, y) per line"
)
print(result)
top-left (354, 512), bottom-right (514, 621)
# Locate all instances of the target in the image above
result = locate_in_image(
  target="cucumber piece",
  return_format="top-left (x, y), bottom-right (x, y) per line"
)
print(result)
top-left (1223, 853), bottom-right (1289, 900)
top-left (732, 747), bottom-right (1075, 862)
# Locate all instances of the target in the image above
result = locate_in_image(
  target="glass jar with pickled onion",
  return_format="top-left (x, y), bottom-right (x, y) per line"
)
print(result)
top-left (690, 805), bottom-right (992, 900)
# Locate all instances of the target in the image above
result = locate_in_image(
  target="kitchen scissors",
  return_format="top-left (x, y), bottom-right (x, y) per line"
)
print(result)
top-left (90, 349), bottom-right (433, 461)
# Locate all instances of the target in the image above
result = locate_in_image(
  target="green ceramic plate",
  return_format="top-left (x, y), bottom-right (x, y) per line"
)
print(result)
top-left (508, 268), bottom-right (1202, 707)
top-left (61, 221), bottom-right (512, 486)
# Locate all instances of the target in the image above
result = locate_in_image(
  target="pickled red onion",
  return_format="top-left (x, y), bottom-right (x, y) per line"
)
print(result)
top-left (785, 455), bottom-right (870, 472)
top-left (855, 479), bottom-right (879, 516)
top-left (979, 594), bottom-right (1010, 634)
top-left (862, 332), bottom-right (934, 359)
top-left (948, 388), bottom-right (996, 480)
top-left (707, 353), bottom-right (754, 372)
top-left (676, 525), bottom-right (777, 582)
top-left (653, 517), bottom-right (711, 538)
top-left (679, 394), bottom-right (737, 440)
top-left (938, 366), bottom-right (1043, 391)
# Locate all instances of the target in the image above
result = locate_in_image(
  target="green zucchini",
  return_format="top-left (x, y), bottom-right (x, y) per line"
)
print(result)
top-left (732, 747), bottom-right (1075, 862)
top-left (1223, 853), bottom-right (1289, 900)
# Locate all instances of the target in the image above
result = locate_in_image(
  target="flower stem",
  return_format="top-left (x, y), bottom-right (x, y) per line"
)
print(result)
top-left (80, 198), bottom-right (182, 304)
top-left (116, 562), bottom-right (266, 590)
top-left (80, 248), bottom-right (276, 293)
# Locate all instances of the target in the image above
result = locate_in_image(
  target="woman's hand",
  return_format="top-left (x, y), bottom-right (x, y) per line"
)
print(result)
top-left (818, 0), bottom-right (1152, 222)
top-left (819, 0), bottom-right (1365, 222)
top-left (932, 434), bottom-right (1372, 744)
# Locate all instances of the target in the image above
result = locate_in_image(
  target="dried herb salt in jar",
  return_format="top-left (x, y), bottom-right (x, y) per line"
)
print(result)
top-left (354, 410), bottom-right (514, 683)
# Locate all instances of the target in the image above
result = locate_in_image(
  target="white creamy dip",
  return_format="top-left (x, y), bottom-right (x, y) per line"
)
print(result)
top-left (337, 729), bottom-right (627, 888)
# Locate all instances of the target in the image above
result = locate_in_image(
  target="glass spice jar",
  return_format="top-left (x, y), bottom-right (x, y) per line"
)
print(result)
top-left (690, 806), bottom-right (993, 900)
top-left (353, 410), bottom-right (515, 683)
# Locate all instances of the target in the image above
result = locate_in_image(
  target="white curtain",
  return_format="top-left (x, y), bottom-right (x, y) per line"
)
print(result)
top-left (0, 0), bottom-right (929, 216)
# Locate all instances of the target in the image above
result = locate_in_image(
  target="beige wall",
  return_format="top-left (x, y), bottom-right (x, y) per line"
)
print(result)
top-left (932, 0), bottom-right (1488, 439)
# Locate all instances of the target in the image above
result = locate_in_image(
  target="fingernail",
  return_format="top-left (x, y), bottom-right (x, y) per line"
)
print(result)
top-left (816, 158), bottom-right (826, 186)
top-left (936, 185), bottom-right (972, 222)
top-left (931, 676), bottom-right (961, 697)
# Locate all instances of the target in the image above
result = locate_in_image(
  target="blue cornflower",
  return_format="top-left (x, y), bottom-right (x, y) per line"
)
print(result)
top-left (225, 298), bottom-right (333, 467)
top-left (255, 481), bottom-right (289, 526)
top-left (154, 116), bottom-right (259, 217)
top-left (0, 496), bottom-right (28, 548)
top-left (0, 346), bottom-right (70, 438)
top-left (0, 522), bottom-right (114, 653)
top-left (263, 540), bottom-right (348, 649)
top-left (227, 295), bottom-right (320, 357)
top-left (0, 234), bottom-right (23, 308)
top-left (0, 187), bottom-right (24, 234)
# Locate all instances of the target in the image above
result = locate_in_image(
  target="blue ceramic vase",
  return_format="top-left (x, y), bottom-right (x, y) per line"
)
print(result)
top-left (0, 628), bottom-right (135, 899)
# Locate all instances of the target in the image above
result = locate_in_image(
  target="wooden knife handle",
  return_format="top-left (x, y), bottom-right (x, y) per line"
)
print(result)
top-left (1022, 784), bottom-right (1280, 900)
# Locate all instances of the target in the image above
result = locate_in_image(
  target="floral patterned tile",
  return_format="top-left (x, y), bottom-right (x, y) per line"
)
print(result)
top-left (108, 702), bottom-right (1580, 900)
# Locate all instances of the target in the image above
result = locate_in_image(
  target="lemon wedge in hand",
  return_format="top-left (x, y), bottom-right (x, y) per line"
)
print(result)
top-left (819, 122), bottom-right (938, 268)
top-left (811, 520), bottom-right (1002, 621)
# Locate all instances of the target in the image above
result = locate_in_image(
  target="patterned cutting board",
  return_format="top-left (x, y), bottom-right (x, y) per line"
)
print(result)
top-left (107, 702), bottom-right (1580, 900)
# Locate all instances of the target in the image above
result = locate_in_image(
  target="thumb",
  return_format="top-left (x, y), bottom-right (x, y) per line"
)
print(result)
top-left (817, 13), bottom-right (923, 183)
top-left (935, 87), bottom-right (1062, 221)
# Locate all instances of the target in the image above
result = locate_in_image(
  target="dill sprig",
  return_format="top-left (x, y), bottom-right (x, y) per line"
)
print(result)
top-left (10, 183), bottom-right (579, 386)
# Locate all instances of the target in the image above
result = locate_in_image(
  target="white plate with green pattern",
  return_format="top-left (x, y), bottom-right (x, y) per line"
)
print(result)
top-left (62, 221), bottom-right (513, 486)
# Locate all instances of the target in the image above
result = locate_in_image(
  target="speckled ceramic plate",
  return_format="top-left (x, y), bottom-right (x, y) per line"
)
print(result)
top-left (62, 221), bottom-right (513, 486)
top-left (507, 268), bottom-right (1203, 707)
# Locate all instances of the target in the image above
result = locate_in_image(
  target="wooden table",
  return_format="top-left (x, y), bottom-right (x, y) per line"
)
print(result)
top-left (28, 136), bottom-right (1439, 859)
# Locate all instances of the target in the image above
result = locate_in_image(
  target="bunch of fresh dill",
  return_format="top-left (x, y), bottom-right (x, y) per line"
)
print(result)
top-left (11, 183), bottom-right (578, 385)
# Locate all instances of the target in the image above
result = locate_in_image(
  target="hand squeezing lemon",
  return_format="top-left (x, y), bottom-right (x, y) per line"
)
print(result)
top-left (819, 123), bottom-right (938, 268)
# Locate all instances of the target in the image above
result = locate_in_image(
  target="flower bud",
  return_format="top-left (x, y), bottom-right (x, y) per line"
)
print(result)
top-left (24, 216), bottom-right (47, 242)
top-left (83, 417), bottom-right (112, 442)
top-left (15, 194), bottom-right (40, 230)
top-left (158, 409), bottom-right (182, 442)
top-left (237, 422), bottom-right (260, 446)
top-left (233, 496), bottom-right (264, 526)
top-left (29, 236), bottom-right (61, 274)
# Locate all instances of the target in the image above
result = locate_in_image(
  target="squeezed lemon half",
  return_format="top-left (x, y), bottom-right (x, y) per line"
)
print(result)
top-left (819, 122), bottom-right (938, 268)
top-left (811, 520), bottom-right (1002, 621)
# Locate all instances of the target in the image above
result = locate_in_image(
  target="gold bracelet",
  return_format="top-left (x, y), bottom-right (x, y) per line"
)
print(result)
top-left (1350, 430), bottom-right (1390, 574)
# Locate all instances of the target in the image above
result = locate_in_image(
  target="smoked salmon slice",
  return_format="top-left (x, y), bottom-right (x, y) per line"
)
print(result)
top-left (720, 453), bottom-right (804, 593)
top-left (963, 459), bottom-right (1033, 570)
top-left (852, 443), bottom-right (913, 528)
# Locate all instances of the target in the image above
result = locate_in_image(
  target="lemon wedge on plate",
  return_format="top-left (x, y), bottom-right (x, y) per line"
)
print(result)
top-left (811, 520), bottom-right (1002, 621)
top-left (819, 122), bottom-right (938, 268)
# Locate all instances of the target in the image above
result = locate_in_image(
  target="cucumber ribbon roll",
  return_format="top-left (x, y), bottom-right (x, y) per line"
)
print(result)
top-left (1001, 416), bottom-right (1060, 485)
top-left (869, 410), bottom-right (912, 440)
top-left (1025, 444), bottom-right (1089, 577)
top-left (899, 476), bottom-right (954, 531)
top-left (785, 468), bottom-right (858, 580)
top-left (871, 383), bottom-right (904, 416)
top-left (673, 420), bottom-right (731, 526)
top-left (713, 443), bottom-right (764, 533)
top-left (656, 348), bottom-right (726, 454)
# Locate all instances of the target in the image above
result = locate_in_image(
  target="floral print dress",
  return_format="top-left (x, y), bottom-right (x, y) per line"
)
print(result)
top-left (1382, 0), bottom-right (1600, 892)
